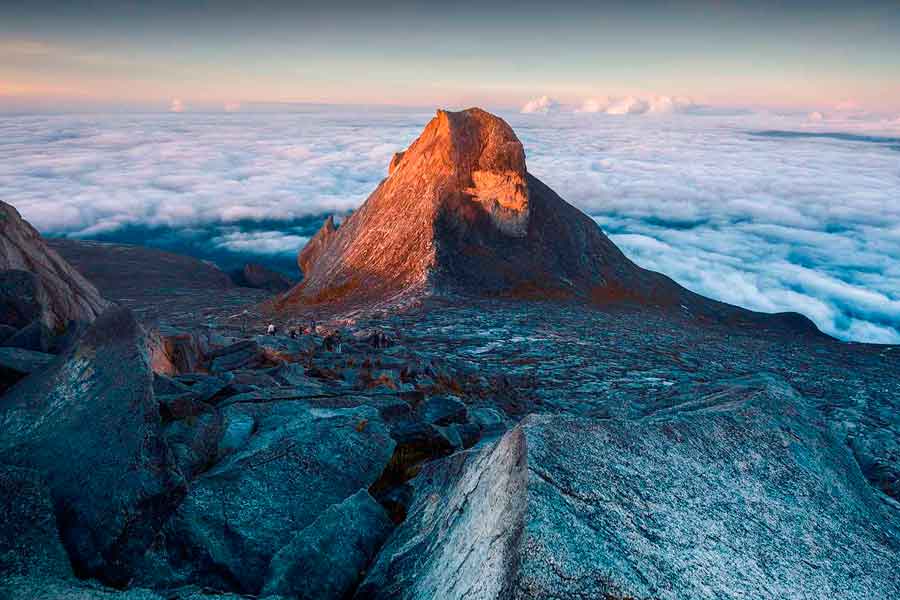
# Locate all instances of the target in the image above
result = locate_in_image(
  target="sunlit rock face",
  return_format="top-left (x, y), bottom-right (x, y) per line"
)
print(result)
top-left (410, 107), bottom-right (531, 237)
top-left (0, 201), bottom-right (108, 330)
top-left (279, 108), bottom-right (727, 314)
top-left (283, 108), bottom-right (534, 308)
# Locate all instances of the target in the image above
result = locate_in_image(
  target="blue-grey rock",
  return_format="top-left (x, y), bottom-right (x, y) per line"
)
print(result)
top-left (0, 270), bottom-right (46, 329)
top-left (262, 489), bottom-right (393, 599)
top-left (255, 333), bottom-right (316, 359)
top-left (153, 373), bottom-right (193, 396)
top-left (0, 323), bottom-right (18, 343)
top-left (469, 407), bottom-right (504, 430)
top-left (174, 372), bottom-right (232, 404)
top-left (417, 394), bottom-right (468, 426)
top-left (0, 306), bottom-right (185, 584)
top-left (358, 375), bottom-right (900, 599)
top-left (138, 402), bottom-right (395, 594)
top-left (164, 411), bottom-right (224, 480)
top-left (0, 346), bottom-right (54, 375)
top-left (0, 465), bottom-right (73, 580)
top-left (158, 393), bottom-right (209, 422)
top-left (0, 577), bottom-right (165, 600)
top-left (1, 319), bottom-right (53, 353)
top-left (389, 420), bottom-right (455, 465)
top-left (448, 422), bottom-right (481, 449)
top-left (215, 410), bottom-right (255, 460)
top-left (207, 340), bottom-right (263, 373)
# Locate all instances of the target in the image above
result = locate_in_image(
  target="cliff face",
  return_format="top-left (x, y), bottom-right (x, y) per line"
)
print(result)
top-left (0, 202), bottom-right (108, 330)
top-left (279, 108), bottom-right (711, 313)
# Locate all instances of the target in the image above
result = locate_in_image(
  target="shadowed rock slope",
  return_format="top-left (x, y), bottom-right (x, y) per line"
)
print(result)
top-left (278, 108), bottom-right (810, 331)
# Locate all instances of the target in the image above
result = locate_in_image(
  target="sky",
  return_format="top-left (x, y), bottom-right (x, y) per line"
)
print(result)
top-left (2, 108), bottom-right (898, 343)
top-left (2, 0), bottom-right (900, 114)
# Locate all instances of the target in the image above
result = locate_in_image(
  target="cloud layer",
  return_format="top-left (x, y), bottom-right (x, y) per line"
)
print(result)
top-left (1, 108), bottom-right (898, 343)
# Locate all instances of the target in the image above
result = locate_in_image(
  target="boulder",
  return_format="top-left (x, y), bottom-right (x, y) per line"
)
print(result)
top-left (1, 319), bottom-right (53, 353)
top-left (0, 577), bottom-right (165, 600)
top-left (0, 323), bottom-right (17, 343)
top-left (256, 334), bottom-right (316, 362)
top-left (371, 420), bottom-right (456, 498)
top-left (231, 263), bottom-right (293, 293)
top-left (208, 340), bottom-right (264, 373)
top-left (148, 327), bottom-right (205, 375)
top-left (163, 411), bottom-right (224, 480)
top-left (358, 375), bottom-right (900, 599)
top-left (138, 402), bottom-right (395, 594)
top-left (0, 202), bottom-right (108, 329)
top-left (262, 489), bottom-right (393, 599)
top-left (153, 373), bottom-right (193, 396)
top-left (0, 306), bottom-right (185, 584)
top-left (0, 346), bottom-right (54, 393)
top-left (417, 394), bottom-right (468, 426)
top-left (469, 407), bottom-right (505, 431)
top-left (0, 465), bottom-right (73, 580)
top-left (173, 372), bottom-right (233, 404)
top-left (0, 270), bottom-right (47, 329)
top-left (158, 393), bottom-right (210, 422)
top-left (0, 346), bottom-right (54, 375)
top-left (447, 422), bottom-right (481, 449)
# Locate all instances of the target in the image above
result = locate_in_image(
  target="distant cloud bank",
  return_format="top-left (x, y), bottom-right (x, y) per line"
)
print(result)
top-left (1, 108), bottom-right (898, 343)
top-left (520, 95), bottom-right (559, 114)
top-left (578, 96), bottom-right (698, 115)
top-left (522, 95), bottom-right (701, 116)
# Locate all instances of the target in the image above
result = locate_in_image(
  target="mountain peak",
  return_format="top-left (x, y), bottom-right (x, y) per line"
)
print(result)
top-left (279, 108), bottom-right (713, 314)
top-left (387, 108), bottom-right (530, 236)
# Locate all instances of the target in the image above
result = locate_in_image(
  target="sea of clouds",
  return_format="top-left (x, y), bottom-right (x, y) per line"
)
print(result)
top-left (1, 106), bottom-right (898, 343)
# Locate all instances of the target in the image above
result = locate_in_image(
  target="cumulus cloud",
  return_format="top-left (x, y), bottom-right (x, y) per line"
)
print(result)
top-left (606, 96), bottom-right (649, 115)
top-left (2, 108), bottom-right (898, 343)
top-left (169, 98), bottom-right (185, 113)
top-left (521, 95), bottom-right (559, 114)
top-left (578, 95), bottom-right (698, 116)
top-left (211, 230), bottom-right (309, 255)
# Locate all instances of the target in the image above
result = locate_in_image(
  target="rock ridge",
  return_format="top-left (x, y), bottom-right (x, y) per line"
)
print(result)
top-left (0, 201), bottom-right (108, 330)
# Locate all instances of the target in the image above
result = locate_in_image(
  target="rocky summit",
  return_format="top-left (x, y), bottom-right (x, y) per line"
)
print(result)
top-left (281, 108), bottom-right (690, 310)
top-left (1, 109), bottom-right (899, 600)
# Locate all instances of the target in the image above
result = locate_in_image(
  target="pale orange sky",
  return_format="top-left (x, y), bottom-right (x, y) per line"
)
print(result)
top-left (2, 1), bottom-right (899, 114)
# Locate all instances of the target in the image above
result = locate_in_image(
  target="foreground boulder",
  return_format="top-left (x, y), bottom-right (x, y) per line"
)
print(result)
top-left (358, 375), bottom-right (900, 599)
top-left (0, 577), bottom-right (166, 600)
top-left (0, 306), bottom-right (185, 583)
top-left (0, 465), bottom-right (73, 581)
top-left (0, 202), bottom-right (108, 329)
top-left (0, 346), bottom-right (54, 392)
top-left (137, 402), bottom-right (396, 594)
top-left (263, 489), bottom-right (393, 599)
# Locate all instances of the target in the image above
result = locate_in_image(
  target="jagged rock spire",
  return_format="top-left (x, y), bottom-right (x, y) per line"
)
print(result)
top-left (278, 107), bottom-right (703, 313)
